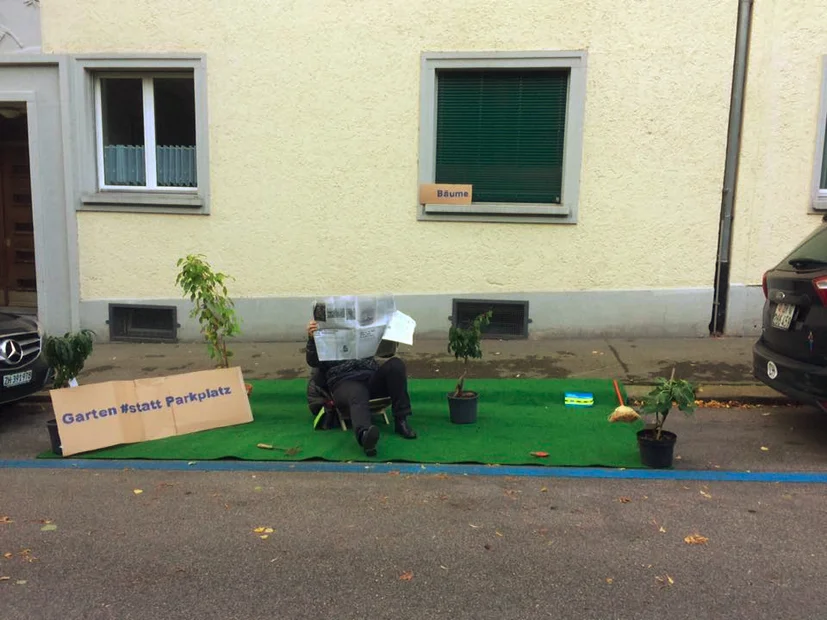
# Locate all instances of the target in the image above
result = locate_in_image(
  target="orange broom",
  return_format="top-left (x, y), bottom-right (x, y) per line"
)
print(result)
top-left (608, 379), bottom-right (641, 423)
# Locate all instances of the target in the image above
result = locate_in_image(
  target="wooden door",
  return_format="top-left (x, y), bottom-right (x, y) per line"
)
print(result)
top-left (0, 143), bottom-right (37, 308)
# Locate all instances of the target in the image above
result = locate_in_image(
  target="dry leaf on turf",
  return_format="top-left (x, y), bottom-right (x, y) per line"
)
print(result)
top-left (684, 534), bottom-right (709, 545)
top-left (530, 451), bottom-right (549, 458)
top-left (256, 443), bottom-right (274, 450)
top-left (133, 489), bottom-right (143, 495)
top-left (399, 571), bottom-right (413, 581)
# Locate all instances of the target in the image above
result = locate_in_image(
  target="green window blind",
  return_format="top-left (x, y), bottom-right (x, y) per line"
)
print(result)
top-left (821, 120), bottom-right (827, 189)
top-left (435, 69), bottom-right (569, 204)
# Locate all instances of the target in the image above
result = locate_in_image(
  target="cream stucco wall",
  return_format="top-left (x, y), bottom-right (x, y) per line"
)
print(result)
top-left (732, 0), bottom-right (827, 287)
top-left (42, 0), bottom-right (735, 301)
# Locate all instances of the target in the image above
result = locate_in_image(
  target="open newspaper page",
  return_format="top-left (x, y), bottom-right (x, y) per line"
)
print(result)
top-left (312, 295), bottom-right (397, 361)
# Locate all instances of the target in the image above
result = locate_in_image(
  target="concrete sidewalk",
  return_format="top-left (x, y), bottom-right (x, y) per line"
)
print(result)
top-left (71, 335), bottom-right (781, 402)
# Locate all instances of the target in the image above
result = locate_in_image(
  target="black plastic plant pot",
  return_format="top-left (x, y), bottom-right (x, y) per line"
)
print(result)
top-left (447, 391), bottom-right (478, 424)
top-left (46, 419), bottom-right (63, 457)
top-left (637, 429), bottom-right (676, 469)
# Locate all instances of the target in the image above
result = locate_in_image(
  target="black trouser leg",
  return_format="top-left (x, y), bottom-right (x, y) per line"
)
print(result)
top-left (368, 357), bottom-right (412, 419)
top-left (332, 380), bottom-right (372, 441)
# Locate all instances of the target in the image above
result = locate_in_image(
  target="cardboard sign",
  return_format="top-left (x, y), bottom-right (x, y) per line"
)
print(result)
top-left (419, 183), bottom-right (472, 205)
top-left (50, 367), bottom-right (253, 456)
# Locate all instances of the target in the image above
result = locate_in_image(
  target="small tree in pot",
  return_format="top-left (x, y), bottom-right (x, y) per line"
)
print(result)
top-left (175, 254), bottom-right (251, 396)
top-left (637, 369), bottom-right (696, 468)
top-left (42, 329), bottom-right (96, 456)
top-left (446, 310), bottom-right (492, 424)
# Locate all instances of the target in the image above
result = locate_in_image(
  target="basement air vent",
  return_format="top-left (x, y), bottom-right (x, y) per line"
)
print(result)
top-left (108, 304), bottom-right (178, 343)
top-left (452, 299), bottom-right (529, 339)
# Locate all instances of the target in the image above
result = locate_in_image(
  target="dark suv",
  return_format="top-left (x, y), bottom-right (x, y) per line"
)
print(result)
top-left (753, 218), bottom-right (827, 409)
top-left (0, 311), bottom-right (52, 406)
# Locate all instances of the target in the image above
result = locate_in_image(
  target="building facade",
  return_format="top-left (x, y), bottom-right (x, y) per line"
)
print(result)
top-left (0, 0), bottom-right (824, 341)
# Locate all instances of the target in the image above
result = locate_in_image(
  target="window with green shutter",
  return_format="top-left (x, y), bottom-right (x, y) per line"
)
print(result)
top-left (821, 117), bottom-right (827, 190)
top-left (435, 69), bottom-right (569, 204)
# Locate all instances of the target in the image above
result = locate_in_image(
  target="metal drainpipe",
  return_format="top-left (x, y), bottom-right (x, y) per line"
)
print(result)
top-left (710, 0), bottom-right (754, 335)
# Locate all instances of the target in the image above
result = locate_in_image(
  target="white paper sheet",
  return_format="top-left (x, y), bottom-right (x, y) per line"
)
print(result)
top-left (381, 311), bottom-right (416, 346)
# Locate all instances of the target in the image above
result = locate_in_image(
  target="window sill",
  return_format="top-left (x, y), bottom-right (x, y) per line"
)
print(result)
top-left (419, 202), bottom-right (573, 224)
top-left (813, 194), bottom-right (827, 212)
top-left (80, 191), bottom-right (206, 214)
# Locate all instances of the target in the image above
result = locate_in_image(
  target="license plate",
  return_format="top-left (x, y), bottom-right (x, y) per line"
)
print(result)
top-left (772, 303), bottom-right (796, 330)
top-left (3, 370), bottom-right (32, 388)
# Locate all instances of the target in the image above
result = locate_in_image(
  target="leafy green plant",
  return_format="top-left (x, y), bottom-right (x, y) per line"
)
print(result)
top-left (641, 369), bottom-right (696, 440)
top-left (42, 330), bottom-right (95, 389)
top-left (175, 254), bottom-right (241, 368)
top-left (447, 310), bottom-right (492, 397)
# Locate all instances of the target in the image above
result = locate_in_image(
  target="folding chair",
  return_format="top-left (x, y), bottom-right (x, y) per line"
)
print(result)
top-left (319, 387), bottom-right (391, 431)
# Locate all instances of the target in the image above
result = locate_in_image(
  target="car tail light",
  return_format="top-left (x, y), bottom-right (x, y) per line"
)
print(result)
top-left (813, 276), bottom-right (827, 306)
top-left (762, 272), bottom-right (768, 299)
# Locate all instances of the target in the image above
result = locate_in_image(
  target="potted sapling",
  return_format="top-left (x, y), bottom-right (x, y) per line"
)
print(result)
top-left (637, 369), bottom-right (696, 468)
top-left (446, 310), bottom-right (492, 424)
top-left (175, 254), bottom-right (251, 396)
top-left (42, 329), bottom-right (95, 455)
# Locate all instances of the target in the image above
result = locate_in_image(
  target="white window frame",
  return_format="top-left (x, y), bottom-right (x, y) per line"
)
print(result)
top-left (418, 51), bottom-right (587, 224)
top-left (813, 54), bottom-right (827, 211)
top-left (71, 55), bottom-right (210, 215)
top-left (95, 73), bottom-right (195, 192)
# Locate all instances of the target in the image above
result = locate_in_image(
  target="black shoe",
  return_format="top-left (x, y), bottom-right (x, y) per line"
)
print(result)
top-left (359, 425), bottom-right (380, 456)
top-left (394, 418), bottom-right (417, 439)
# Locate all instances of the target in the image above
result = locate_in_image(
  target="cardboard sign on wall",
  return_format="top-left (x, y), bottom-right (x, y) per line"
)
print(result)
top-left (418, 183), bottom-right (473, 205)
top-left (50, 367), bottom-right (253, 456)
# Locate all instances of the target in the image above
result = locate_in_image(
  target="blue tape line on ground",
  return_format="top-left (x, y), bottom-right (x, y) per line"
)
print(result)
top-left (2, 459), bottom-right (827, 483)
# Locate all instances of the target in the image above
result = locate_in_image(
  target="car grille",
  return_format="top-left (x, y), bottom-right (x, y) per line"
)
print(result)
top-left (0, 331), bottom-right (42, 368)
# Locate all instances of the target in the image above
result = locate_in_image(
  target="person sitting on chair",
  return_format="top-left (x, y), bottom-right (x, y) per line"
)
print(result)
top-left (306, 319), bottom-right (417, 456)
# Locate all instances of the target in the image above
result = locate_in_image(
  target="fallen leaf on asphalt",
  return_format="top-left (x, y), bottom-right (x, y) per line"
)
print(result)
top-left (495, 531), bottom-right (504, 537)
top-left (40, 524), bottom-right (58, 532)
top-left (16, 580), bottom-right (27, 585)
top-left (684, 534), bottom-right (709, 545)
top-left (0, 517), bottom-right (12, 524)
top-left (253, 486), bottom-right (262, 492)
top-left (264, 528), bottom-right (274, 534)
top-left (440, 565), bottom-right (448, 570)
top-left (399, 571), bottom-right (413, 581)
top-left (618, 497), bottom-right (632, 503)
top-left (761, 446), bottom-right (770, 451)
top-left (659, 526), bottom-right (667, 533)
top-left (700, 490), bottom-right (712, 499)
top-left (253, 527), bottom-right (266, 533)
top-left (259, 535), bottom-right (269, 540)
top-left (606, 578), bottom-right (614, 584)
top-left (3, 553), bottom-right (11, 559)
top-left (540, 487), bottom-right (548, 493)
top-left (655, 574), bottom-right (675, 587)
top-left (469, 524), bottom-right (480, 529)
top-left (0, 576), bottom-right (9, 581)
top-left (484, 544), bottom-right (492, 550)
top-left (133, 489), bottom-right (143, 495)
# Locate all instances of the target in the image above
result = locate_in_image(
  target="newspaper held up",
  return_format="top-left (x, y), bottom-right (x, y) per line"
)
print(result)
top-left (312, 295), bottom-right (416, 361)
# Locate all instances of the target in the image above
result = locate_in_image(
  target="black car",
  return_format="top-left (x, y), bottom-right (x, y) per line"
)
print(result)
top-left (754, 218), bottom-right (827, 410)
top-left (0, 311), bottom-right (52, 406)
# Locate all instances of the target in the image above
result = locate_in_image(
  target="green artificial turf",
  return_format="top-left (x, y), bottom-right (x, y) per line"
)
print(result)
top-left (39, 379), bottom-right (644, 467)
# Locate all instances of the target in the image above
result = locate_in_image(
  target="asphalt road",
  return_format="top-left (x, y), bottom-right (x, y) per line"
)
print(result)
top-left (3, 400), bottom-right (827, 619)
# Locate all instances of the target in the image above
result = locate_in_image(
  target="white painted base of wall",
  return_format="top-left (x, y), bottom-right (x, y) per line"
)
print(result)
top-left (78, 285), bottom-right (765, 342)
